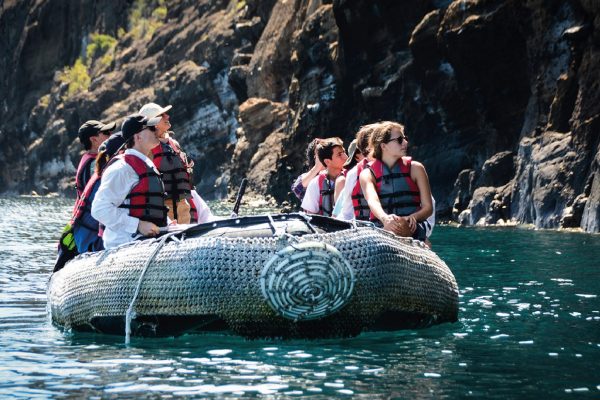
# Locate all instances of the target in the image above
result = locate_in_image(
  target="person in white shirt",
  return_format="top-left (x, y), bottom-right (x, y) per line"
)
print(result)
top-left (91, 114), bottom-right (168, 249)
top-left (301, 137), bottom-right (347, 216)
top-left (333, 124), bottom-right (379, 221)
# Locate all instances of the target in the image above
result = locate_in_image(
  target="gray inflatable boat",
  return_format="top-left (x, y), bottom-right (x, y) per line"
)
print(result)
top-left (48, 213), bottom-right (458, 339)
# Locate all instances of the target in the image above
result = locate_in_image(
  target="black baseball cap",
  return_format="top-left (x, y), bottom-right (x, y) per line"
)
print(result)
top-left (98, 131), bottom-right (125, 157)
top-left (78, 120), bottom-right (116, 143)
top-left (121, 114), bottom-right (161, 141)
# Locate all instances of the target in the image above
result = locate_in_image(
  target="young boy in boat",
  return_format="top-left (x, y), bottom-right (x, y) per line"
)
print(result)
top-left (301, 137), bottom-right (348, 216)
top-left (359, 121), bottom-right (433, 243)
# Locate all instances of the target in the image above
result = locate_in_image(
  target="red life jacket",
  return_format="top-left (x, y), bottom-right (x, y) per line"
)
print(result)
top-left (317, 171), bottom-right (335, 217)
top-left (368, 157), bottom-right (421, 222)
top-left (151, 139), bottom-right (193, 202)
top-left (351, 158), bottom-right (371, 221)
top-left (116, 154), bottom-right (168, 227)
top-left (70, 172), bottom-right (101, 231)
top-left (75, 152), bottom-right (97, 199)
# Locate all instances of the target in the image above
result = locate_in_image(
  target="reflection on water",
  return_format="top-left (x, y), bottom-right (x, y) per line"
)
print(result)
top-left (0, 197), bottom-right (598, 398)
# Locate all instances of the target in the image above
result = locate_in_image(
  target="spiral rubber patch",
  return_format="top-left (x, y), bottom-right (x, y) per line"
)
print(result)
top-left (260, 241), bottom-right (355, 321)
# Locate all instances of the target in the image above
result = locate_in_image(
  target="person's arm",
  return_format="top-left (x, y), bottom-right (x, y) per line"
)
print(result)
top-left (301, 177), bottom-right (320, 214)
top-left (404, 161), bottom-right (433, 231)
top-left (332, 182), bottom-right (347, 219)
top-left (301, 160), bottom-right (324, 189)
top-left (359, 168), bottom-right (402, 232)
top-left (91, 162), bottom-right (143, 235)
top-left (291, 174), bottom-right (306, 200)
top-left (334, 175), bottom-right (346, 203)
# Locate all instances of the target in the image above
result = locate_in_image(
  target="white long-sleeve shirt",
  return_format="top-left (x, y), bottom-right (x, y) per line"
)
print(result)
top-left (91, 149), bottom-right (159, 249)
top-left (333, 166), bottom-right (359, 221)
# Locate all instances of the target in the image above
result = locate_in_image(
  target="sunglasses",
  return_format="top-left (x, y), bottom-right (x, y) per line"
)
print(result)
top-left (385, 135), bottom-right (406, 144)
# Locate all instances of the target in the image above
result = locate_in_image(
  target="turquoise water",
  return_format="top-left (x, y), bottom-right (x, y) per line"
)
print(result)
top-left (0, 197), bottom-right (598, 398)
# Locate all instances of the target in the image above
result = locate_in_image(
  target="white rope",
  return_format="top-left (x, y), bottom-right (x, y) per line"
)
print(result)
top-left (125, 233), bottom-right (175, 344)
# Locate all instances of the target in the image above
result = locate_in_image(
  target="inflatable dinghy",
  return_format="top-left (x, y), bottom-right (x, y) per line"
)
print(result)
top-left (48, 213), bottom-right (458, 339)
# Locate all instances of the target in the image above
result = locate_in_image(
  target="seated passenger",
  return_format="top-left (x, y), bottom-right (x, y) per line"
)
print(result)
top-left (91, 114), bottom-right (169, 249)
top-left (139, 102), bottom-right (196, 224)
top-left (301, 137), bottom-right (347, 216)
top-left (291, 138), bottom-right (324, 201)
top-left (333, 123), bottom-right (379, 220)
top-left (75, 120), bottom-right (116, 199)
top-left (71, 132), bottom-right (126, 253)
top-left (359, 121), bottom-right (433, 242)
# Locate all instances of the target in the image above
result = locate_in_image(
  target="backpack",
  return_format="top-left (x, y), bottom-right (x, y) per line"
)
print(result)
top-left (53, 223), bottom-right (79, 273)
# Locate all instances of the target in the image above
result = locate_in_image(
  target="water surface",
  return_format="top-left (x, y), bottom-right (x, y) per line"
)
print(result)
top-left (0, 197), bottom-right (598, 398)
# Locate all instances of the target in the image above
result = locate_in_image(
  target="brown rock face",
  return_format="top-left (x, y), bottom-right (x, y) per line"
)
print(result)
top-left (1, 0), bottom-right (599, 232)
top-left (231, 97), bottom-right (289, 195)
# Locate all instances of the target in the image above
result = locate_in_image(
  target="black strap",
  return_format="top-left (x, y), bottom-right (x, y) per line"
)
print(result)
top-left (374, 172), bottom-right (410, 183)
top-left (160, 167), bottom-right (188, 175)
top-left (163, 178), bottom-right (191, 185)
top-left (126, 191), bottom-right (166, 198)
top-left (119, 204), bottom-right (169, 211)
top-left (379, 191), bottom-right (420, 199)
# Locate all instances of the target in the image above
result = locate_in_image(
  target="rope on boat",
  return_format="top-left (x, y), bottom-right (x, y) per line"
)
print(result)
top-left (125, 232), bottom-right (175, 344)
top-left (260, 241), bottom-right (355, 321)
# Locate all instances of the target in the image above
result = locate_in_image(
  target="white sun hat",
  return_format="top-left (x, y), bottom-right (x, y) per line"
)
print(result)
top-left (139, 102), bottom-right (173, 119)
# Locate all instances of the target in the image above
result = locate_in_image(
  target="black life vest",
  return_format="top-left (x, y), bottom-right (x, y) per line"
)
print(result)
top-left (368, 157), bottom-right (421, 222)
top-left (151, 139), bottom-right (192, 201)
top-left (116, 154), bottom-right (168, 227)
top-left (351, 158), bottom-right (370, 221)
top-left (75, 152), bottom-right (96, 199)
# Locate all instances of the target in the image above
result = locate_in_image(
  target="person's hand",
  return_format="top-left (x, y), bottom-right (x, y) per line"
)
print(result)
top-left (382, 214), bottom-right (412, 237)
top-left (314, 150), bottom-right (325, 172)
top-left (403, 215), bottom-right (417, 233)
top-left (137, 221), bottom-right (159, 236)
top-left (381, 214), bottom-right (400, 233)
top-left (169, 219), bottom-right (178, 226)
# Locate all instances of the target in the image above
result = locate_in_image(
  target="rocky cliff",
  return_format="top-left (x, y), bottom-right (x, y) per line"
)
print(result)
top-left (1, 0), bottom-right (599, 232)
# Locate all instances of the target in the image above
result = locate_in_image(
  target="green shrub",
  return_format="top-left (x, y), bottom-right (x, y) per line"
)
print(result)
top-left (59, 58), bottom-right (90, 99)
top-left (129, 0), bottom-right (167, 40)
top-left (86, 33), bottom-right (117, 64)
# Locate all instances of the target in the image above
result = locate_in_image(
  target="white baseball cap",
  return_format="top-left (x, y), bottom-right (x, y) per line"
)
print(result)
top-left (139, 102), bottom-right (173, 119)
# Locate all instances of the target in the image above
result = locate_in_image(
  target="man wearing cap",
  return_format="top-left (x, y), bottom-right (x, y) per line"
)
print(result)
top-left (91, 114), bottom-right (169, 249)
top-left (139, 102), bottom-right (196, 224)
top-left (75, 120), bottom-right (116, 199)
